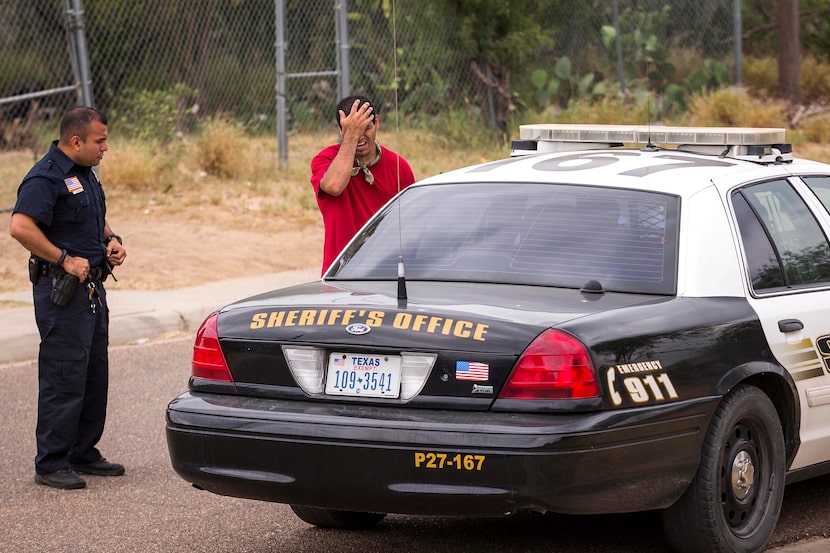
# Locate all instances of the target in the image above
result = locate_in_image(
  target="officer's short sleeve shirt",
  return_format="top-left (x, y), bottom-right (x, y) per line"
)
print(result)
top-left (13, 141), bottom-right (107, 265)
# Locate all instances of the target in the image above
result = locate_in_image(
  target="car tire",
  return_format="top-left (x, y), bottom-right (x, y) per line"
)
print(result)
top-left (289, 504), bottom-right (387, 529)
top-left (661, 384), bottom-right (785, 553)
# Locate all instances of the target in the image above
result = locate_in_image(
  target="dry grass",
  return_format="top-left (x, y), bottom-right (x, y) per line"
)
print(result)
top-left (544, 96), bottom-right (652, 125)
top-left (681, 87), bottom-right (789, 128)
top-left (801, 114), bottom-right (830, 144)
top-left (800, 56), bottom-right (830, 102)
top-left (96, 126), bottom-right (505, 232)
top-left (101, 123), bottom-right (506, 223)
top-left (743, 55), bottom-right (830, 103)
top-left (0, 150), bottom-right (36, 206)
top-left (742, 57), bottom-right (779, 98)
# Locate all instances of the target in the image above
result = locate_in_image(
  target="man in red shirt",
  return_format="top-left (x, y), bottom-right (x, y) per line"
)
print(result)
top-left (310, 95), bottom-right (415, 274)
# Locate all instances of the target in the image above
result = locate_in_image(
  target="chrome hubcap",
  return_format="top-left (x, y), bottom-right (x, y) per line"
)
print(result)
top-left (731, 450), bottom-right (755, 500)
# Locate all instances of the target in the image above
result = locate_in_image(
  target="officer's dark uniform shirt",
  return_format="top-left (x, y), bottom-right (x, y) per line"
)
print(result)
top-left (14, 140), bottom-right (107, 267)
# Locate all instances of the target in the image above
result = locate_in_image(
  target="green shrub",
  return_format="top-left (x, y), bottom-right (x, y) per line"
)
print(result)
top-left (420, 104), bottom-right (505, 149)
top-left (113, 83), bottom-right (198, 145)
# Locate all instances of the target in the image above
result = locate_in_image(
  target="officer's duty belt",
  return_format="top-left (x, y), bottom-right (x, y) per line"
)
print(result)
top-left (39, 262), bottom-right (104, 281)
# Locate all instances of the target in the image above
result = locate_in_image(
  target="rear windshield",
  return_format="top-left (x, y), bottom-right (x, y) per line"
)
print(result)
top-left (329, 182), bottom-right (679, 294)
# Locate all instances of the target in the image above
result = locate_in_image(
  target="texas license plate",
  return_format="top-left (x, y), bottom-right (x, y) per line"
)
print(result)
top-left (325, 353), bottom-right (402, 398)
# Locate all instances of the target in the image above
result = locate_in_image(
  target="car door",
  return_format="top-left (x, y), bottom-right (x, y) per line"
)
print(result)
top-left (730, 176), bottom-right (830, 470)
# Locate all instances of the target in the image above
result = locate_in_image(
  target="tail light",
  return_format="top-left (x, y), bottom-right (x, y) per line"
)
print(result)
top-left (500, 329), bottom-right (598, 399)
top-left (192, 312), bottom-right (233, 382)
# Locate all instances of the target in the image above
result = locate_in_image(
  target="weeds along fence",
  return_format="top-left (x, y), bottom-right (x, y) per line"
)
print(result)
top-left (1, 0), bottom-right (747, 158)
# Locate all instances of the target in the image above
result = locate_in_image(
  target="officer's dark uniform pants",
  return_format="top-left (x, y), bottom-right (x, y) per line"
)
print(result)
top-left (32, 277), bottom-right (108, 475)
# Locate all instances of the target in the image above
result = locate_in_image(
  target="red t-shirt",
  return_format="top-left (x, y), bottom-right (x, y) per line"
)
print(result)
top-left (311, 143), bottom-right (415, 274)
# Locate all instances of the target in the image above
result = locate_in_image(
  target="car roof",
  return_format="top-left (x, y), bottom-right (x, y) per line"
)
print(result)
top-left (415, 124), bottom-right (830, 197)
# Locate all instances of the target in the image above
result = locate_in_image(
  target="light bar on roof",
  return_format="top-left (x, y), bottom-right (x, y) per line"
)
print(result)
top-left (519, 124), bottom-right (787, 146)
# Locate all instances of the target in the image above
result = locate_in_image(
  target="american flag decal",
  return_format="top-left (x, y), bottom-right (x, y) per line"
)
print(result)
top-left (456, 361), bottom-right (489, 381)
top-left (64, 176), bottom-right (84, 194)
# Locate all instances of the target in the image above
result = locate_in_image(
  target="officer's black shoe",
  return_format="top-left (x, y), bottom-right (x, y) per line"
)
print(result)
top-left (70, 458), bottom-right (125, 476)
top-left (34, 469), bottom-right (87, 490)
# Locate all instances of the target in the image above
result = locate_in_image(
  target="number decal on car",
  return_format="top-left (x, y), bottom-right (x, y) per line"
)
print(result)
top-left (606, 367), bottom-right (679, 406)
top-left (619, 154), bottom-right (734, 177)
top-left (533, 151), bottom-right (734, 176)
top-left (414, 452), bottom-right (485, 471)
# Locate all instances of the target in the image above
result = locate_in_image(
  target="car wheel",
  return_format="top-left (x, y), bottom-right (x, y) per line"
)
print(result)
top-left (289, 504), bottom-right (387, 529)
top-left (661, 385), bottom-right (785, 553)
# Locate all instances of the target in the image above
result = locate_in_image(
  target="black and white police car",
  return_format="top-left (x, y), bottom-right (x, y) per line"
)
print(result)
top-left (166, 124), bottom-right (830, 553)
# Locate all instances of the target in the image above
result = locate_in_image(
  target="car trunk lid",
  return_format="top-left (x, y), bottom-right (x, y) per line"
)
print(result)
top-left (209, 280), bottom-right (664, 409)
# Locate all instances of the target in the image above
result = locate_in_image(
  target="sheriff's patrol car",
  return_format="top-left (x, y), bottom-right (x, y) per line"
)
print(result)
top-left (166, 124), bottom-right (830, 553)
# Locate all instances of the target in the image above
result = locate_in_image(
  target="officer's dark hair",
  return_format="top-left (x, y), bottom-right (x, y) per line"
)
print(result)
top-left (59, 106), bottom-right (107, 142)
top-left (335, 95), bottom-right (376, 127)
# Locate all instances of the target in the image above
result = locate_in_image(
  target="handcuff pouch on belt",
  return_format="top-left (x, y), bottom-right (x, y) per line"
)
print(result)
top-left (28, 257), bottom-right (40, 285)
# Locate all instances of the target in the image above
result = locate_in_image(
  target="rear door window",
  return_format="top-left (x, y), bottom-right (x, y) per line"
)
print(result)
top-left (733, 179), bottom-right (830, 293)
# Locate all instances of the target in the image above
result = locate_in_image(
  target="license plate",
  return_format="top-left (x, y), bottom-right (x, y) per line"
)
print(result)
top-left (325, 353), bottom-right (402, 398)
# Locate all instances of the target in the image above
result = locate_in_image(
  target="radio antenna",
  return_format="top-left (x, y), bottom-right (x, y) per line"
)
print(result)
top-left (391, 0), bottom-right (408, 309)
top-left (642, 58), bottom-right (657, 152)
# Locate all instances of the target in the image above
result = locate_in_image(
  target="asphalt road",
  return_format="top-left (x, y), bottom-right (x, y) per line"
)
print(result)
top-left (0, 336), bottom-right (828, 552)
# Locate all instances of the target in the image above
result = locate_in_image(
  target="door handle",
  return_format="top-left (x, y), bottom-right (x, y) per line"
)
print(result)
top-left (778, 319), bottom-right (804, 333)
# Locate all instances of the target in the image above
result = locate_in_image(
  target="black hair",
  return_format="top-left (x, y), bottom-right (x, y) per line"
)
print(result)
top-left (335, 95), bottom-right (376, 126)
top-left (59, 106), bottom-right (107, 141)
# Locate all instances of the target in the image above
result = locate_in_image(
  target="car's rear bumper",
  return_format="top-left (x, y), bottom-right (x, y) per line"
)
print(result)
top-left (165, 391), bottom-right (718, 516)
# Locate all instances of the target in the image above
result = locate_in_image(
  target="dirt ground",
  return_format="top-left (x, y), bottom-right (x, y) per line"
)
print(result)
top-left (0, 205), bottom-right (325, 296)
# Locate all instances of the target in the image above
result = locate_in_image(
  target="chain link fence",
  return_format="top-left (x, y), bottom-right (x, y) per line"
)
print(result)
top-left (2, 0), bottom-right (756, 154)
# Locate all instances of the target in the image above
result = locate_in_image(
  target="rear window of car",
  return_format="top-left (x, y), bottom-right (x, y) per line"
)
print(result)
top-left (329, 182), bottom-right (679, 294)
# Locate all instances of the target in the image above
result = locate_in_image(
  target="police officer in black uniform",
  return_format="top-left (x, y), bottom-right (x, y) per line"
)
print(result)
top-left (9, 106), bottom-right (127, 490)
